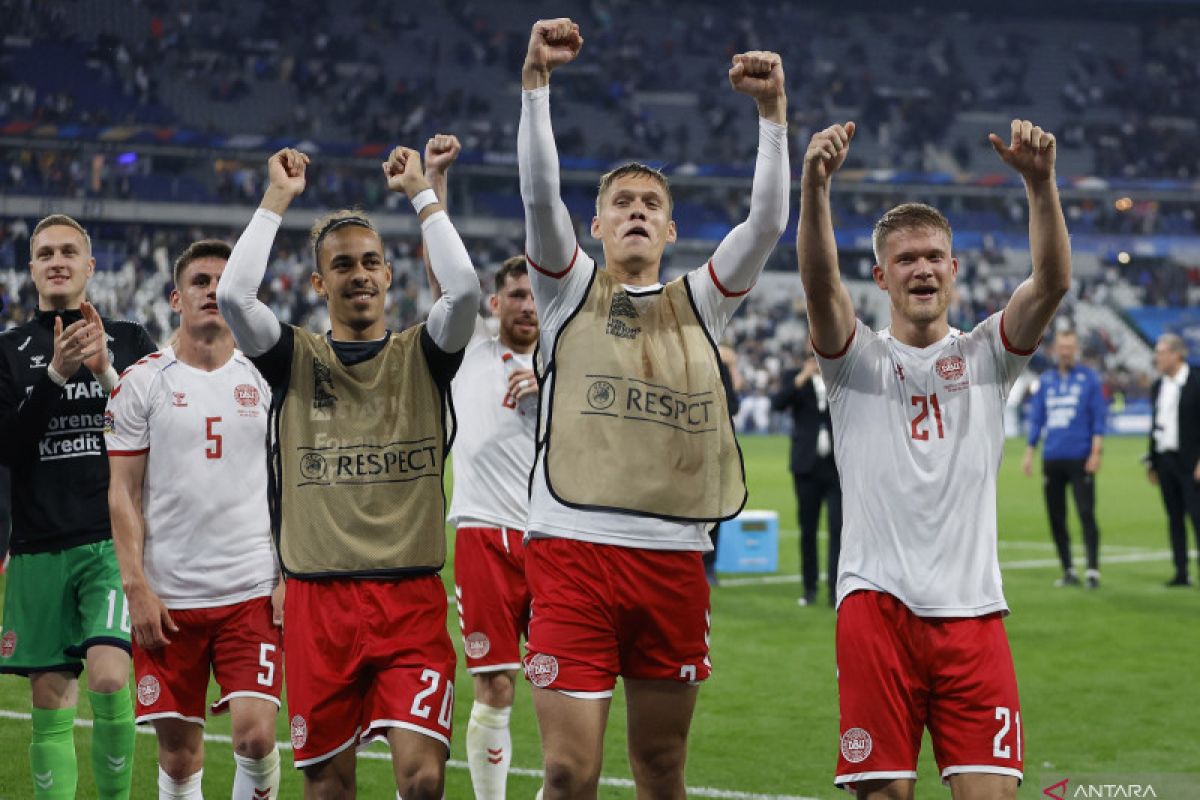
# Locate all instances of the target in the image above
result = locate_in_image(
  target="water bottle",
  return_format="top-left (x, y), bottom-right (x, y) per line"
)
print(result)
top-left (501, 351), bottom-right (537, 417)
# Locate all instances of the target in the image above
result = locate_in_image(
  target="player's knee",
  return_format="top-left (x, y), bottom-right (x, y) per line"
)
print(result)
top-left (542, 756), bottom-right (600, 796)
top-left (158, 749), bottom-right (201, 782)
top-left (303, 758), bottom-right (356, 797)
top-left (86, 673), bottom-right (126, 695)
top-left (233, 725), bottom-right (276, 760)
top-left (628, 742), bottom-right (686, 788)
top-left (394, 760), bottom-right (444, 800)
top-left (477, 672), bottom-right (516, 707)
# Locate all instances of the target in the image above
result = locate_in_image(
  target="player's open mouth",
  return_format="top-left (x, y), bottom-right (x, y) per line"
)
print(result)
top-left (910, 286), bottom-right (937, 297)
top-left (347, 291), bottom-right (376, 301)
top-left (624, 226), bottom-right (651, 240)
top-left (202, 302), bottom-right (219, 311)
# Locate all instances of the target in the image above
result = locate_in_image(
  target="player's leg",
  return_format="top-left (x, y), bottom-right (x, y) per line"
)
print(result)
top-left (5, 549), bottom-right (83, 799)
top-left (468, 670), bottom-right (519, 799)
top-left (927, 614), bottom-right (1022, 798)
top-left (794, 471), bottom-right (822, 604)
top-left (152, 718), bottom-right (204, 799)
top-left (457, 526), bottom-right (528, 799)
top-left (624, 679), bottom-right (698, 800)
top-left (72, 541), bottom-right (136, 799)
top-left (29, 672), bottom-right (81, 800)
top-left (1042, 461), bottom-right (1075, 583)
top-left (211, 596), bottom-right (284, 799)
top-left (285, 579), bottom-right (370, 799)
top-left (359, 576), bottom-right (456, 800)
top-left (530, 688), bottom-right (610, 799)
top-left (524, 538), bottom-right (622, 799)
top-left (1068, 459), bottom-right (1101, 582)
top-left (833, 592), bottom-right (925, 796)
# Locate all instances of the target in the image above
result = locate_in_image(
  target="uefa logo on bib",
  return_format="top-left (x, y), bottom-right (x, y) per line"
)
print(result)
top-left (840, 727), bottom-right (873, 764)
top-left (136, 675), bottom-right (161, 706)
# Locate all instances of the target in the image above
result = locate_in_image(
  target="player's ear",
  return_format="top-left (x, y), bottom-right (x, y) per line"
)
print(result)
top-left (169, 288), bottom-right (182, 313)
top-left (871, 264), bottom-right (887, 290)
top-left (382, 261), bottom-right (393, 289)
top-left (590, 215), bottom-right (602, 240)
top-left (489, 293), bottom-right (500, 315)
top-left (665, 219), bottom-right (677, 245)
top-left (310, 270), bottom-right (326, 299)
top-left (951, 257), bottom-right (959, 278)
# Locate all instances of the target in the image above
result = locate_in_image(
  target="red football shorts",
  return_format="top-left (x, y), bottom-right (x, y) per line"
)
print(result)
top-left (835, 590), bottom-right (1023, 789)
top-left (523, 537), bottom-right (711, 696)
top-left (455, 527), bottom-right (530, 674)
top-left (283, 576), bottom-right (456, 768)
top-left (132, 595), bottom-right (283, 725)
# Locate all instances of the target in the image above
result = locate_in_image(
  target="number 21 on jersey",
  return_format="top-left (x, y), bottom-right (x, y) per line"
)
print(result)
top-left (910, 393), bottom-right (945, 441)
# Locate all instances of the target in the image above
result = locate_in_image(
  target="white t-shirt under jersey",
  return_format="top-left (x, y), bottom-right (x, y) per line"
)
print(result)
top-left (105, 347), bottom-right (276, 609)
top-left (448, 337), bottom-right (536, 530)
top-left (819, 312), bottom-right (1032, 617)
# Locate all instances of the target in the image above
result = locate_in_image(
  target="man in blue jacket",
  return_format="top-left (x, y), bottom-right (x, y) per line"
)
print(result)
top-left (1022, 329), bottom-right (1108, 588)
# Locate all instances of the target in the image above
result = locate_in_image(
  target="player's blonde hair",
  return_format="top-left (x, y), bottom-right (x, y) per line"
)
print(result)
top-left (596, 163), bottom-right (673, 216)
top-left (871, 203), bottom-right (952, 264)
top-left (31, 214), bottom-right (92, 256)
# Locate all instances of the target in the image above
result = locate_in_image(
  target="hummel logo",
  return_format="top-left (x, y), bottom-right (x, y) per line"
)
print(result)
top-left (107, 754), bottom-right (126, 771)
top-left (487, 747), bottom-right (504, 765)
top-left (252, 789), bottom-right (271, 798)
top-left (34, 770), bottom-right (53, 789)
top-left (30, 354), bottom-right (46, 368)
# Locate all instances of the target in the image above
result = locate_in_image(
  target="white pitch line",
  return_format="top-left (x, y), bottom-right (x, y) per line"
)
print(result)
top-left (0, 710), bottom-right (817, 800)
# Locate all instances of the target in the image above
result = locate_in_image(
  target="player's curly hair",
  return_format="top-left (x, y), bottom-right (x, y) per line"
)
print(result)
top-left (173, 239), bottom-right (232, 286)
top-left (871, 203), bottom-right (953, 264)
top-left (596, 163), bottom-right (673, 216)
top-left (309, 209), bottom-right (378, 269)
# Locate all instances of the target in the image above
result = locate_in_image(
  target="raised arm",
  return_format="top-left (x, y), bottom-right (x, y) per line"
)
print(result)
top-left (797, 123), bottom-right (858, 357)
top-left (990, 120), bottom-right (1071, 352)
top-left (421, 134), bottom-right (462, 300)
top-left (216, 148), bottom-right (309, 356)
top-left (383, 145), bottom-right (480, 353)
top-left (705, 51), bottom-right (789, 298)
top-left (519, 18), bottom-right (584, 276)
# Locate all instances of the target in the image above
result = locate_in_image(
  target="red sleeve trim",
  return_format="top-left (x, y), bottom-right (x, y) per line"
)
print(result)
top-left (811, 326), bottom-right (857, 360)
top-left (107, 448), bottom-right (150, 456)
top-left (999, 310), bottom-right (1038, 356)
top-left (706, 258), bottom-right (753, 298)
top-left (525, 245), bottom-right (578, 279)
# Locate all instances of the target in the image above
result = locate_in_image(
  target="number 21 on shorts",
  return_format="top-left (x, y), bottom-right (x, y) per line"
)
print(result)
top-left (993, 706), bottom-right (1021, 761)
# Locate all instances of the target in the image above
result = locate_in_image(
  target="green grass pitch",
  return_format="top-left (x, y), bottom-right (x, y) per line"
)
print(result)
top-left (1, 435), bottom-right (1197, 798)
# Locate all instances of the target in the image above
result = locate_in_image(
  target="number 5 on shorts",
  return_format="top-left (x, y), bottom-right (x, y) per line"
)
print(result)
top-left (992, 706), bottom-right (1021, 760)
top-left (257, 643), bottom-right (276, 687)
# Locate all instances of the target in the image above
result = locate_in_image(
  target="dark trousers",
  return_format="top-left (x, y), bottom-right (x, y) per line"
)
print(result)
top-left (1043, 458), bottom-right (1100, 571)
top-left (1156, 452), bottom-right (1200, 580)
top-left (793, 460), bottom-right (842, 600)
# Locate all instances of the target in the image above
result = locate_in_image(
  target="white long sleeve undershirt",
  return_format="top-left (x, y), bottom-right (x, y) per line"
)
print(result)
top-left (217, 208), bottom-right (480, 356)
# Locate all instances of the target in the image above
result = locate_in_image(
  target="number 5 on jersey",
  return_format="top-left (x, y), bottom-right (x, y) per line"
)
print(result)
top-left (205, 416), bottom-right (222, 459)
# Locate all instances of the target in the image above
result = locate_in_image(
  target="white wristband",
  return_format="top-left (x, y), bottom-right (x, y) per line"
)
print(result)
top-left (410, 188), bottom-right (438, 214)
top-left (46, 364), bottom-right (69, 387)
top-left (97, 365), bottom-right (120, 394)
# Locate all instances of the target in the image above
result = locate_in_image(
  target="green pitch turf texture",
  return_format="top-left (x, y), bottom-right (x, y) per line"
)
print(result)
top-left (1, 435), bottom-right (1196, 798)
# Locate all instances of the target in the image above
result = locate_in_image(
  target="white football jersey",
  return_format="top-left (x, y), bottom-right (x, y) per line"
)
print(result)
top-left (448, 337), bottom-right (536, 530)
top-left (105, 347), bottom-right (276, 609)
top-left (819, 312), bottom-right (1032, 617)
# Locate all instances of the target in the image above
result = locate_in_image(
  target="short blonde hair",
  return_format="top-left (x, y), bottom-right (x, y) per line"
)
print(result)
top-left (871, 203), bottom-right (952, 264)
top-left (31, 214), bottom-right (92, 255)
top-left (596, 163), bottom-right (673, 216)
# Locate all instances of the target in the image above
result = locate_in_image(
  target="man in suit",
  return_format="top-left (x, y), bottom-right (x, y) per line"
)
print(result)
top-left (1147, 332), bottom-right (1200, 587)
top-left (772, 342), bottom-right (841, 606)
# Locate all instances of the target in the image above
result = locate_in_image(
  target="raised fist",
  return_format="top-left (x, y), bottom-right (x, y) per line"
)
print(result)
top-left (524, 18), bottom-right (583, 75)
top-left (424, 134), bottom-right (462, 175)
top-left (989, 119), bottom-right (1056, 183)
top-left (267, 148), bottom-right (309, 197)
top-left (382, 146), bottom-right (429, 198)
top-left (729, 51), bottom-right (785, 104)
top-left (802, 122), bottom-right (856, 188)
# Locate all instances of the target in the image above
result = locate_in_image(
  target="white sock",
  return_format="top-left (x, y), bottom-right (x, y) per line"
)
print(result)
top-left (231, 749), bottom-right (280, 799)
top-left (159, 766), bottom-right (204, 800)
top-left (466, 702), bottom-right (513, 800)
